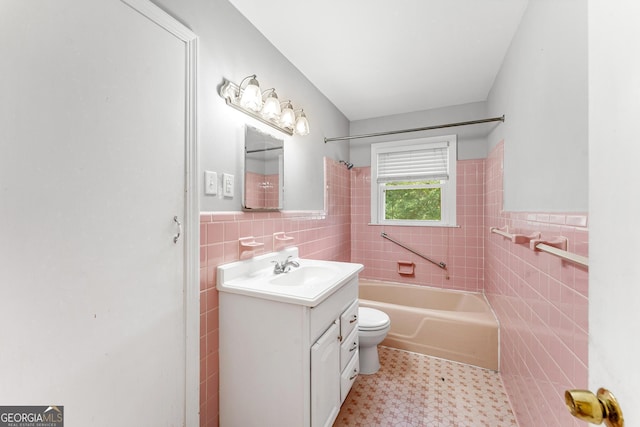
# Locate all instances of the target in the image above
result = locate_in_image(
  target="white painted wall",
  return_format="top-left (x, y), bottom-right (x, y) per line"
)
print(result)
top-left (153, 0), bottom-right (350, 212)
top-left (589, 0), bottom-right (640, 424)
top-left (160, 0), bottom-right (587, 214)
top-left (0, 0), bottom-right (198, 425)
top-left (349, 101), bottom-right (491, 166)
top-left (346, 0), bottom-right (588, 213)
top-left (487, 0), bottom-right (588, 212)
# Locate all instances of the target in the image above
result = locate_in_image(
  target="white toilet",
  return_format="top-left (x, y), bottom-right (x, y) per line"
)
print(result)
top-left (358, 307), bottom-right (391, 374)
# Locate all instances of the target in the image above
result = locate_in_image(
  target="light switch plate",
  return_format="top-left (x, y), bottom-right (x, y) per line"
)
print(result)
top-left (204, 171), bottom-right (217, 195)
top-left (223, 173), bottom-right (234, 197)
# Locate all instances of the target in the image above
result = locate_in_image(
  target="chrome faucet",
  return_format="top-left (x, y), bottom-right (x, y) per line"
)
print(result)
top-left (272, 256), bottom-right (300, 274)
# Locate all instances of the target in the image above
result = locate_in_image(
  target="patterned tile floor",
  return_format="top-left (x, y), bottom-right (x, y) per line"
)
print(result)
top-left (334, 347), bottom-right (517, 427)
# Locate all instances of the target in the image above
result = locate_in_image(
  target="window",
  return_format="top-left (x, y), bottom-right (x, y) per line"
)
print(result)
top-left (370, 135), bottom-right (457, 226)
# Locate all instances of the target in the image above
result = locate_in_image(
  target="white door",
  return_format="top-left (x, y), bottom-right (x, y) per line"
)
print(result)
top-left (0, 0), bottom-right (197, 425)
top-left (589, 0), bottom-right (640, 425)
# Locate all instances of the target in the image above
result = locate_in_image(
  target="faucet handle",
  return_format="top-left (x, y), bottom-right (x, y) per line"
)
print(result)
top-left (286, 256), bottom-right (300, 268)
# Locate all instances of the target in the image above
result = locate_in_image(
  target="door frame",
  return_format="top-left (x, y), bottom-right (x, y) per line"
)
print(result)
top-left (121, 0), bottom-right (199, 424)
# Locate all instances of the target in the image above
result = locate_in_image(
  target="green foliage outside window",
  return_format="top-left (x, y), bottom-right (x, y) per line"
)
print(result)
top-left (384, 180), bottom-right (442, 221)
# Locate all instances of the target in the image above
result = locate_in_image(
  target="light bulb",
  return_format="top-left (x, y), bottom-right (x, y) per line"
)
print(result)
top-left (261, 90), bottom-right (281, 120)
top-left (240, 77), bottom-right (262, 111)
top-left (295, 110), bottom-right (310, 136)
top-left (280, 101), bottom-right (296, 129)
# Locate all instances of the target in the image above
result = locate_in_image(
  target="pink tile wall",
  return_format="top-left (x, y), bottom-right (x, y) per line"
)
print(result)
top-left (350, 160), bottom-right (486, 292)
top-left (244, 172), bottom-right (280, 208)
top-left (264, 173), bottom-right (280, 208)
top-left (198, 158), bottom-right (351, 427)
top-left (243, 171), bottom-right (265, 208)
top-left (485, 141), bottom-right (588, 427)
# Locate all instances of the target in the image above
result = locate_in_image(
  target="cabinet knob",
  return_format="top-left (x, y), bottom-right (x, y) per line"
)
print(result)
top-left (349, 315), bottom-right (357, 324)
top-left (349, 369), bottom-right (358, 381)
top-left (349, 343), bottom-right (358, 352)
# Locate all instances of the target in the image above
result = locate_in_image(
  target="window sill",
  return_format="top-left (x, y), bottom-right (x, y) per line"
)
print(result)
top-left (368, 222), bottom-right (460, 228)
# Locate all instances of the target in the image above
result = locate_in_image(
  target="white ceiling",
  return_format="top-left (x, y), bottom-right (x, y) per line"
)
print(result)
top-left (228, 0), bottom-right (529, 121)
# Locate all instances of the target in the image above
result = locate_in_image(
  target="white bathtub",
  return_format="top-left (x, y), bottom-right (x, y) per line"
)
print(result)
top-left (358, 279), bottom-right (499, 370)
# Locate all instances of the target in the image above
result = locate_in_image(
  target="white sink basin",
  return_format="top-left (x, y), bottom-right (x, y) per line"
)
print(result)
top-left (217, 247), bottom-right (363, 306)
top-left (269, 265), bottom-right (339, 287)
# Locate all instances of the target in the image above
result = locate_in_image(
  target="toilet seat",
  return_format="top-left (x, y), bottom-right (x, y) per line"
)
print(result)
top-left (358, 307), bottom-right (390, 331)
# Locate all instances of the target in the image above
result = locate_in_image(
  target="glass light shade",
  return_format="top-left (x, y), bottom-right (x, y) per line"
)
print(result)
top-left (294, 111), bottom-right (310, 136)
top-left (280, 102), bottom-right (296, 129)
top-left (240, 77), bottom-right (262, 111)
top-left (261, 91), bottom-right (281, 120)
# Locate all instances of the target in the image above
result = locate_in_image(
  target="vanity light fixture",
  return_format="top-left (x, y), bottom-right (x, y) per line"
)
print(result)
top-left (219, 75), bottom-right (310, 137)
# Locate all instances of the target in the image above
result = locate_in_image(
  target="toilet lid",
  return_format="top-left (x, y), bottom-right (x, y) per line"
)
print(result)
top-left (358, 307), bottom-right (390, 330)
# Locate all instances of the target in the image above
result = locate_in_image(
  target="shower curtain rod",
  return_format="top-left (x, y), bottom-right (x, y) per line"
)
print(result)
top-left (324, 115), bottom-right (505, 143)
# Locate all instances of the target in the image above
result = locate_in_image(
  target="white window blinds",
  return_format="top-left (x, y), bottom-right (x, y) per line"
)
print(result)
top-left (376, 142), bottom-right (449, 182)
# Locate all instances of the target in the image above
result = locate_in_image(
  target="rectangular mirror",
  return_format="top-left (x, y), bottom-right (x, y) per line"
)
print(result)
top-left (243, 125), bottom-right (284, 211)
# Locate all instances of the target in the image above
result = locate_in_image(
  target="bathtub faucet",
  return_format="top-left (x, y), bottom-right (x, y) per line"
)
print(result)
top-left (272, 256), bottom-right (300, 274)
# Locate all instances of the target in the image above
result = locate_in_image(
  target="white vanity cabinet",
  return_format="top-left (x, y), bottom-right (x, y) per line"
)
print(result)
top-left (218, 274), bottom-right (360, 427)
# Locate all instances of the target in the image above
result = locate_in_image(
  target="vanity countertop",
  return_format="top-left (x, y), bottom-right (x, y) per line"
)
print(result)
top-left (217, 247), bottom-right (363, 307)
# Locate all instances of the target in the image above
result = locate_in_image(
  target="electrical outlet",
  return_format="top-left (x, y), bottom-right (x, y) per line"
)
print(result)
top-left (223, 173), bottom-right (234, 197)
top-left (204, 171), bottom-right (217, 195)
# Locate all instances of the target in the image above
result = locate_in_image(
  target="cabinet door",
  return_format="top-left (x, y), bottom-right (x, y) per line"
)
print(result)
top-left (311, 321), bottom-right (341, 427)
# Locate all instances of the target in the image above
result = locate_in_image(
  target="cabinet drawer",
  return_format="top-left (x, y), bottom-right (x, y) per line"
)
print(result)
top-left (340, 326), bottom-right (359, 372)
top-left (310, 277), bottom-right (358, 343)
top-left (340, 349), bottom-right (359, 403)
top-left (340, 300), bottom-right (358, 339)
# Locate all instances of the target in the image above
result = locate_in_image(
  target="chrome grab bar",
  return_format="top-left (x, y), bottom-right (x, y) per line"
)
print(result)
top-left (381, 232), bottom-right (446, 270)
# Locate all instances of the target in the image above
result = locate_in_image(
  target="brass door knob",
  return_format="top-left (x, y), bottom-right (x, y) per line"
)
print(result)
top-left (565, 388), bottom-right (623, 427)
